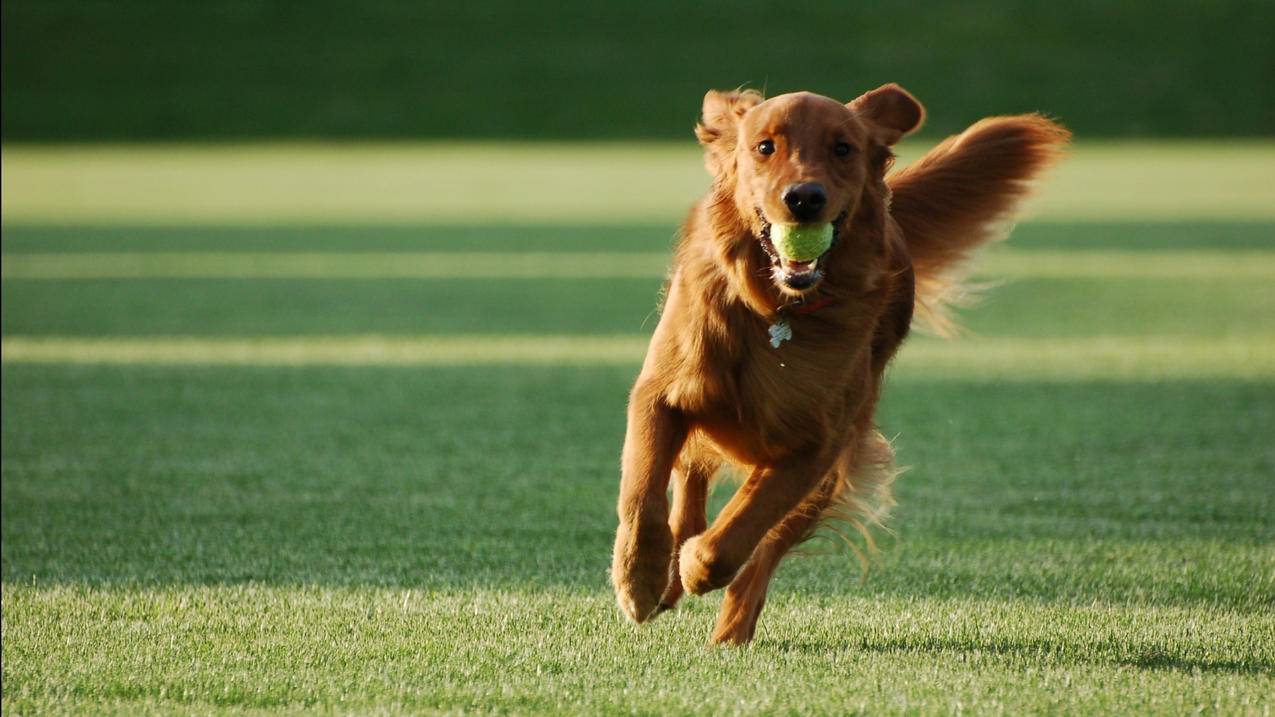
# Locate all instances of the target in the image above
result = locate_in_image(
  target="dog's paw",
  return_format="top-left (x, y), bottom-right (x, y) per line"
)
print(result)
top-left (614, 580), bottom-right (664, 624)
top-left (710, 617), bottom-right (758, 646)
top-left (611, 522), bottom-right (674, 624)
top-left (679, 535), bottom-right (741, 596)
top-left (709, 587), bottom-right (764, 646)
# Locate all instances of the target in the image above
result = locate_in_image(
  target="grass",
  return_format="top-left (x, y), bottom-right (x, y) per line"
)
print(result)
top-left (4, 249), bottom-right (1275, 280)
top-left (3, 336), bottom-right (1274, 381)
top-left (3, 143), bottom-right (1274, 714)
top-left (4, 142), bottom-right (1275, 223)
top-left (3, 1), bottom-right (1274, 140)
top-left (4, 270), bottom-right (1273, 339)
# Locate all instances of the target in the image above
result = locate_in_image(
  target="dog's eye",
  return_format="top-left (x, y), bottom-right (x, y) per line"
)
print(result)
top-left (757, 139), bottom-right (775, 156)
top-left (834, 142), bottom-right (855, 157)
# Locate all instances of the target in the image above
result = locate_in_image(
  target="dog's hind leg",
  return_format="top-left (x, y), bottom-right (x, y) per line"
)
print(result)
top-left (656, 451), bottom-right (720, 615)
top-left (709, 472), bottom-right (838, 645)
top-left (709, 430), bottom-right (897, 644)
top-left (678, 446), bottom-right (835, 597)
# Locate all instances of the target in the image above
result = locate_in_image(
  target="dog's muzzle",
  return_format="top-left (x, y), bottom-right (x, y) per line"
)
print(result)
top-left (756, 208), bottom-right (849, 291)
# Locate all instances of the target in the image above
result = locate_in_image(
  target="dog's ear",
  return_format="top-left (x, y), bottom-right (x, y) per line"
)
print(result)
top-left (696, 89), bottom-right (763, 177)
top-left (849, 84), bottom-right (925, 146)
top-left (695, 89), bottom-right (762, 146)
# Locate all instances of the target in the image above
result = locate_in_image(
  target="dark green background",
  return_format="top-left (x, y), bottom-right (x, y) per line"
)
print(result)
top-left (3, 0), bottom-right (1273, 141)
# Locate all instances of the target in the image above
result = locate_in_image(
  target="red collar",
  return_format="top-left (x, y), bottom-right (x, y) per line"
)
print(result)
top-left (786, 295), bottom-right (836, 316)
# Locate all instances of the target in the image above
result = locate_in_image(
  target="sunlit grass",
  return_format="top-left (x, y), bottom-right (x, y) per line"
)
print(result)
top-left (4, 248), bottom-right (1274, 280)
top-left (3, 362), bottom-right (1272, 714)
top-left (3, 141), bottom-right (1274, 224)
top-left (4, 585), bottom-right (1270, 715)
top-left (3, 334), bottom-right (1274, 381)
top-left (2, 144), bottom-right (1273, 715)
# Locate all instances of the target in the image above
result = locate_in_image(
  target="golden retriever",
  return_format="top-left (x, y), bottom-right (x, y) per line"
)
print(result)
top-left (611, 84), bottom-right (1068, 644)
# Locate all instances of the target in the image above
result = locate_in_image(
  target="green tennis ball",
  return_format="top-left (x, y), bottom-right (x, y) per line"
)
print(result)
top-left (771, 223), bottom-right (833, 262)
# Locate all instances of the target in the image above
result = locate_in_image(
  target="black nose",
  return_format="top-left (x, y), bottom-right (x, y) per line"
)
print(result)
top-left (782, 182), bottom-right (827, 222)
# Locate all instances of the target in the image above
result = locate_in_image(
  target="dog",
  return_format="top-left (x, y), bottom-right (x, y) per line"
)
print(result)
top-left (610, 84), bottom-right (1068, 644)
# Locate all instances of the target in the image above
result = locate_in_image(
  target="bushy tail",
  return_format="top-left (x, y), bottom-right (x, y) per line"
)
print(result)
top-left (888, 114), bottom-right (1071, 335)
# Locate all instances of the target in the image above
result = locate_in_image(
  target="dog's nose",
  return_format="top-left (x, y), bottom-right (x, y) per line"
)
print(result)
top-left (782, 183), bottom-right (827, 222)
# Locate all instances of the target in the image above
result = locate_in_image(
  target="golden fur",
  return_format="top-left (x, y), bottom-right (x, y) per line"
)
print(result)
top-left (610, 84), bottom-right (1069, 644)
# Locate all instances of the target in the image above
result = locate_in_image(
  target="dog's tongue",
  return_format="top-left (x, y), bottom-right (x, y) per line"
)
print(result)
top-left (780, 256), bottom-right (816, 274)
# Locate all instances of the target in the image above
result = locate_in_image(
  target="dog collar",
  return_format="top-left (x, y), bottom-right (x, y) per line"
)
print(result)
top-left (786, 295), bottom-right (836, 316)
top-left (768, 294), bottom-right (836, 348)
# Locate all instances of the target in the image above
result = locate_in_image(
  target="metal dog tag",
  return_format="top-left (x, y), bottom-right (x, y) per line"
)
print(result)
top-left (768, 319), bottom-right (792, 348)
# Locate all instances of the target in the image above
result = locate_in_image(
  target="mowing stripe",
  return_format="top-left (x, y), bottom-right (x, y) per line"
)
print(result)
top-left (0, 335), bottom-right (650, 366)
top-left (979, 250), bottom-right (1275, 280)
top-left (3, 250), bottom-right (1273, 280)
top-left (3, 335), bottom-right (1272, 379)
top-left (0, 252), bottom-right (672, 280)
top-left (3, 142), bottom-right (1274, 223)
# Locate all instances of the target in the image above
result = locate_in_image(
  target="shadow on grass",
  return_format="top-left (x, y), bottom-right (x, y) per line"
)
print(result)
top-left (763, 636), bottom-right (1273, 676)
top-left (4, 220), bottom-right (1273, 253)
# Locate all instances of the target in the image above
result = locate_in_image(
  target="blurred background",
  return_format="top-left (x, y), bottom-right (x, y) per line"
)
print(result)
top-left (3, 2), bottom-right (1274, 712)
top-left (3, 0), bottom-right (1273, 141)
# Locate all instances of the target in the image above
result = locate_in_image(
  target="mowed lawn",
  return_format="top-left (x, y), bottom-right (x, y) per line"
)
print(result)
top-left (2, 144), bottom-right (1274, 715)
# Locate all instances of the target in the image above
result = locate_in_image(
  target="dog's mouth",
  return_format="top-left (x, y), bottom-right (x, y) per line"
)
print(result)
top-left (756, 208), bottom-right (848, 292)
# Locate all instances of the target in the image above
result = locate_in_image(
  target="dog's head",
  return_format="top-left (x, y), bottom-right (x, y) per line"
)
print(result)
top-left (697, 85), bottom-right (924, 295)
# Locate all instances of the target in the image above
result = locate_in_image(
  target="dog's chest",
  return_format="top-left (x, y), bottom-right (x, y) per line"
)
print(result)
top-left (736, 319), bottom-right (870, 431)
top-left (747, 320), bottom-right (865, 390)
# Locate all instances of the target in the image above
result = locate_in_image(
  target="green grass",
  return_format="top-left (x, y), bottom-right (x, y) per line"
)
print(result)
top-left (3, 368), bottom-right (1272, 714)
top-left (4, 270), bottom-right (1273, 339)
top-left (5, 142), bottom-right (1275, 223)
top-left (3, 221), bottom-right (1274, 254)
top-left (4, 589), bottom-right (1266, 716)
top-left (3, 1), bottom-right (1274, 140)
top-left (3, 143), bottom-right (1274, 714)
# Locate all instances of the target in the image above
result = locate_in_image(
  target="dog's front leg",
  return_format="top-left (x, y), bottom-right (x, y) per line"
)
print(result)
top-left (679, 446), bottom-right (834, 595)
top-left (655, 455), bottom-right (718, 615)
top-left (610, 383), bottom-right (688, 623)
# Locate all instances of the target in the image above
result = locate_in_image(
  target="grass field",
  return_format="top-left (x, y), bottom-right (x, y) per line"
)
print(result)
top-left (3, 142), bottom-right (1274, 715)
top-left (4, 1), bottom-right (1273, 140)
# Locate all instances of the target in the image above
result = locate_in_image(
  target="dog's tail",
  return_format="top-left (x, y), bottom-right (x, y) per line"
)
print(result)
top-left (887, 114), bottom-right (1070, 335)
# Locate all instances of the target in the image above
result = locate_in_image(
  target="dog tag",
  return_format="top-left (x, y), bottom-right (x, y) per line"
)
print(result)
top-left (768, 319), bottom-right (792, 348)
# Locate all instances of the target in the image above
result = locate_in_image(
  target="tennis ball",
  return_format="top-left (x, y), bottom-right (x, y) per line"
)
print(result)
top-left (771, 223), bottom-right (833, 262)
